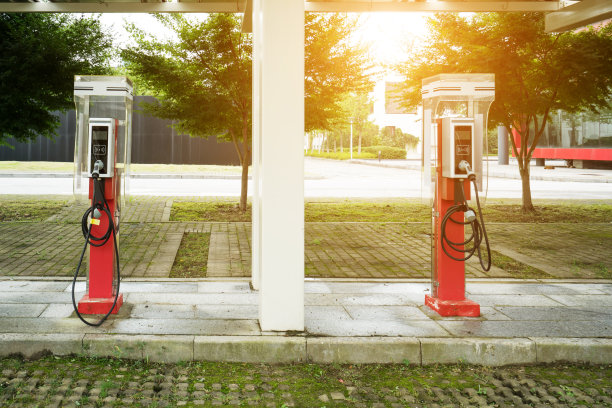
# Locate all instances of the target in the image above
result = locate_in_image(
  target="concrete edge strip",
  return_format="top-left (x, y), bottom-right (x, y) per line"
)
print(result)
top-left (1, 334), bottom-right (611, 365)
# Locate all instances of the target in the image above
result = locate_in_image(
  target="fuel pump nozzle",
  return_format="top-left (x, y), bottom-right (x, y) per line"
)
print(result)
top-left (92, 160), bottom-right (104, 179)
top-left (91, 160), bottom-right (105, 219)
top-left (458, 160), bottom-right (475, 180)
top-left (441, 159), bottom-right (491, 271)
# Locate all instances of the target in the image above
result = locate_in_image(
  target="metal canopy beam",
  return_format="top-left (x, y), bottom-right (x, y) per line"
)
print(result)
top-left (0, 0), bottom-right (558, 14)
top-left (0, 1), bottom-right (246, 13)
top-left (545, 0), bottom-right (612, 32)
top-left (305, 1), bottom-right (559, 12)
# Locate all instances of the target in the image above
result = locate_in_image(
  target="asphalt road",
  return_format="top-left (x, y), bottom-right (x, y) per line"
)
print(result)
top-left (1, 157), bottom-right (611, 200)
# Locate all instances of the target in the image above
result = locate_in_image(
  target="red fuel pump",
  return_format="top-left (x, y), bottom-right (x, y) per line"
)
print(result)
top-left (71, 118), bottom-right (123, 326)
top-left (424, 117), bottom-right (491, 317)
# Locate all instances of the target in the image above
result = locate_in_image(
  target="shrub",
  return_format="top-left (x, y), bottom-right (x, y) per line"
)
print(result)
top-left (305, 151), bottom-right (377, 160)
top-left (360, 146), bottom-right (406, 159)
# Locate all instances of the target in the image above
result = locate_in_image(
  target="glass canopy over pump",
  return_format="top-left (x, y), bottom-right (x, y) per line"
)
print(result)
top-left (420, 73), bottom-right (495, 205)
top-left (73, 76), bottom-right (133, 204)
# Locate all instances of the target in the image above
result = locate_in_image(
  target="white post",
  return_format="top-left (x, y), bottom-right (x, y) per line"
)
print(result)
top-left (251, 0), bottom-right (262, 291)
top-left (254, 0), bottom-right (305, 331)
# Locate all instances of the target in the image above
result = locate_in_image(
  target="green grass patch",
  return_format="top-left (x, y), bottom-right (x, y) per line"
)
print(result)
top-left (570, 259), bottom-right (611, 280)
top-left (171, 202), bottom-right (252, 222)
top-left (0, 199), bottom-right (68, 221)
top-left (169, 232), bottom-right (210, 278)
top-left (0, 161), bottom-right (72, 172)
top-left (306, 201), bottom-right (430, 222)
top-left (131, 163), bottom-right (244, 174)
top-left (171, 201), bottom-right (431, 222)
top-left (171, 200), bottom-right (612, 224)
top-left (0, 161), bottom-right (245, 174)
top-left (0, 356), bottom-right (609, 407)
top-left (306, 151), bottom-right (377, 160)
top-left (490, 250), bottom-right (551, 279)
top-left (482, 204), bottom-right (612, 223)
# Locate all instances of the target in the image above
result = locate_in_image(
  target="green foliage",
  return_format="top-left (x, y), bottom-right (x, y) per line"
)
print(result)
top-left (360, 146), bottom-right (406, 159)
top-left (328, 92), bottom-right (380, 150)
top-left (487, 129), bottom-right (499, 155)
top-left (397, 13), bottom-right (612, 210)
top-left (121, 13), bottom-right (252, 210)
top-left (379, 127), bottom-right (418, 149)
top-left (122, 13), bottom-right (369, 210)
top-left (121, 14), bottom-right (251, 147)
top-left (0, 13), bottom-right (112, 145)
top-left (305, 13), bottom-right (373, 132)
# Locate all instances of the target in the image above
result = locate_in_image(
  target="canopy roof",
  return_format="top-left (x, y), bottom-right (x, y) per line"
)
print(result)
top-left (0, 0), bottom-right (608, 33)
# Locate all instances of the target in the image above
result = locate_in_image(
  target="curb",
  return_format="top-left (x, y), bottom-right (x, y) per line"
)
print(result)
top-left (1, 334), bottom-right (610, 366)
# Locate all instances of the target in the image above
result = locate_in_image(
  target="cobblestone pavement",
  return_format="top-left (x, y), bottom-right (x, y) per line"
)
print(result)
top-left (0, 196), bottom-right (610, 279)
top-left (0, 356), bottom-right (611, 407)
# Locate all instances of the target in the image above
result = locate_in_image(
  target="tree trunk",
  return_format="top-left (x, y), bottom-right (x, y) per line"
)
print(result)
top-left (230, 124), bottom-right (250, 213)
top-left (239, 119), bottom-right (251, 213)
top-left (519, 164), bottom-right (534, 212)
top-left (507, 123), bottom-right (536, 213)
top-left (358, 131), bottom-right (362, 154)
top-left (240, 155), bottom-right (249, 212)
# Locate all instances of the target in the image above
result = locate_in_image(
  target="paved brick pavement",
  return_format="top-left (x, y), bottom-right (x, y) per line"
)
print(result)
top-left (490, 223), bottom-right (611, 279)
top-left (0, 196), bottom-right (610, 280)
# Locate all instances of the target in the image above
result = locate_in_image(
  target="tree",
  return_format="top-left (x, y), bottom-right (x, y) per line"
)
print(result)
top-left (397, 13), bottom-right (612, 211)
top-left (305, 13), bottom-right (372, 132)
top-left (121, 14), bottom-right (252, 211)
top-left (336, 91), bottom-right (378, 153)
top-left (122, 13), bottom-right (371, 211)
top-left (380, 126), bottom-right (418, 149)
top-left (0, 13), bottom-right (112, 145)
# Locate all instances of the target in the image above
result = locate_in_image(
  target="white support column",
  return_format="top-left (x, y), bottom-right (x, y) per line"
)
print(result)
top-left (254, 0), bottom-right (305, 331)
top-left (251, 0), bottom-right (262, 291)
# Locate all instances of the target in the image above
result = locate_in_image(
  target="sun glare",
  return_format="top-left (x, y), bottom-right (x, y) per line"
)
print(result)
top-left (98, 12), bottom-right (429, 69)
top-left (354, 12), bottom-right (429, 66)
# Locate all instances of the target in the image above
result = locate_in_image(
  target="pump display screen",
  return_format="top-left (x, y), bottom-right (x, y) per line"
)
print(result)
top-left (454, 126), bottom-right (472, 175)
top-left (91, 126), bottom-right (109, 175)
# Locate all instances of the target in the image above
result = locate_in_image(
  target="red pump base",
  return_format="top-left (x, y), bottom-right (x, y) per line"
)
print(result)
top-left (425, 294), bottom-right (480, 317)
top-left (78, 293), bottom-right (123, 315)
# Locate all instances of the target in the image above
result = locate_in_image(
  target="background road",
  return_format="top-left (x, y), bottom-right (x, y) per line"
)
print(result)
top-left (1, 157), bottom-right (611, 200)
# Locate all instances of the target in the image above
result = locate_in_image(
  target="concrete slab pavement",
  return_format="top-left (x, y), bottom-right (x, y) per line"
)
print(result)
top-left (0, 278), bottom-right (610, 365)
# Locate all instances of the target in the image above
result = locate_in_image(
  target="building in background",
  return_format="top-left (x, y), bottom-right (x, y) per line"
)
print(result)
top-left (0, 96), bottom-right (239, 165)
top-left (369, 74), bottom-right (421, 158)
top-left (515, 108), bottom-right (612, 168)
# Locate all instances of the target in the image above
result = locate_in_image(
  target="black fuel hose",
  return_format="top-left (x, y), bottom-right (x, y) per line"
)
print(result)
top-left (71, 176), bottom-right (121, 327)
top-left (440, 177), bottom-right (491, 271)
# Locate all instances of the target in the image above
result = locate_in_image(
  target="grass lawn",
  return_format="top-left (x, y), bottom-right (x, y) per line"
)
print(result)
top-left (171, 199), bottom-right (612, 224)
top-left (0, 199), bottom-right (68, 221)
top-left (0, 161), bottom-right (73, 172)
top-left (489, 250), bottom-right (551, 279)
top-left (0, 161), bottom-right (245, 174)
top-left (169, 232), bottom-right (210, 278)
